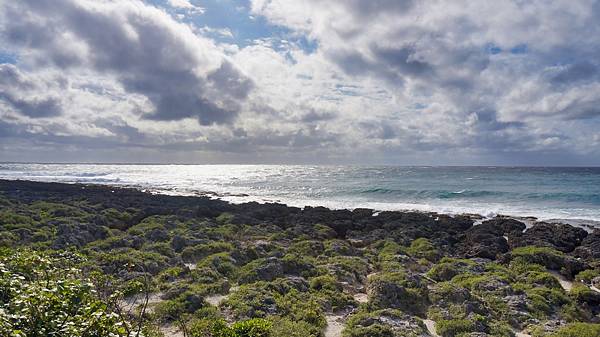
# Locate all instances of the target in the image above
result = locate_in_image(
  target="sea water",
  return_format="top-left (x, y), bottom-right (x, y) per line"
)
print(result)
top-left (1, 164), bottom-right (599, 223)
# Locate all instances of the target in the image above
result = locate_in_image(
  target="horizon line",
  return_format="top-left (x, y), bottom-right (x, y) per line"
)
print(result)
top-left (1, 161), bottom-right (600, 168)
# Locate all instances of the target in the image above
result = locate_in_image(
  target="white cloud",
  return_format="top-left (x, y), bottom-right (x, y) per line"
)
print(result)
top-left (167, 0), bottom-right (205, 14)
top-left (1, 0), bottom-right (600, 164)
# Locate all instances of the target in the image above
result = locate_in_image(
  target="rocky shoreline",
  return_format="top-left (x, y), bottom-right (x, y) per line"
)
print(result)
top-left (1, 179), bottom-right (600, 336)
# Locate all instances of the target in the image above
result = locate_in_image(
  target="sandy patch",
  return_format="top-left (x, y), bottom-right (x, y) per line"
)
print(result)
top-left (205, 294), bottom-right (227, 306)
top-left (353, 292), bottom-right (368, 303)
top-left (423, 319), bottom-right (440, 337)
top-left (325, 314), bottom-right (345, 337)
top-left (549, 271), bottom-right (573, 292)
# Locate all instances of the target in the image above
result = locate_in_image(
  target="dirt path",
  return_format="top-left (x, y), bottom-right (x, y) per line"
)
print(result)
top-left (161, 324), bottom-right (184, 337)
top-left (549, 271), bottom-right (573, 292)
top-left (324, 314), bottom-right (345, 337)
top-left (423, 319), bottom-right (440, 337)
top-left (515, 330), bottom-right (532, 337)
top-left (353, 292), bottom-right (368, 303)
top-left (205, 294), bottom-right (227, 306)
top-left (120, 292), bottom-right (164, 314)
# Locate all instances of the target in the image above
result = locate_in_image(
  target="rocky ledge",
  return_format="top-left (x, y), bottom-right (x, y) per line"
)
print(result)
top-left (1, 179), bottom-right (599, 337)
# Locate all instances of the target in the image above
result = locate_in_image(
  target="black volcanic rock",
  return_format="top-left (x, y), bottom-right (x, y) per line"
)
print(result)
top-left (457, 222), bottom-right (509, 259)
top-left (483, 217), bottom-right (527, 234)
top-left (510, 222), bottom-right (587, 252)
top-left (573, 230), bottom-right (600, 259)
top-left (52, 222), bottom-right (109, 249)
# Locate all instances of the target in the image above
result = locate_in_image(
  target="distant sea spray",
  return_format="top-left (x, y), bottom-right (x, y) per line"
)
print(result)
top-left (1, 164), bottom-right (600, 223)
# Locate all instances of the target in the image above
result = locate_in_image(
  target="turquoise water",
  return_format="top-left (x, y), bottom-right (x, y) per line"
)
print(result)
top-left (1, 164), bottom-right (599, 222)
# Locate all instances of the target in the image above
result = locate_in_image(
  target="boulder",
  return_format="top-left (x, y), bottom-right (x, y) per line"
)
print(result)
top-left (146, 228), bottom-right (170, 242)
top-left (240, 257), bottom-right (284, 283)
top-left (482, 217), bottom-right (526, 234)
top-left (367, 274), bottom-right (427, 315)
top-left (457, 222), bottom-right (509, 259)
top-left (510, 222), bottom-right (587, 253)
top-left (573, 230), bottom-right (600, 260)
top-left (52, 222), bottom-right (109, 249)
top-left (345, 309), bottom-right (428, 337)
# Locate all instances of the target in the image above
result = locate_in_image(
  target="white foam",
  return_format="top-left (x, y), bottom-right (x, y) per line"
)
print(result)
top-left (2, 164), bottom-right (600, 226)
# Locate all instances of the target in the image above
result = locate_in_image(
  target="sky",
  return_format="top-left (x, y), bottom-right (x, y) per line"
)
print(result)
top-left (1, 0), bottom-right (600, 165)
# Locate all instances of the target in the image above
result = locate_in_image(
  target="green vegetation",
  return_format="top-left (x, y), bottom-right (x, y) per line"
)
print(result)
top-left (1, 181), bottom-right (600, 337)
top-left (406, 238), bottom-right (440, 262)
top-left (548, 323), bottom-right (600, 337)
top-left (0, 250), bottom-right (128, 337)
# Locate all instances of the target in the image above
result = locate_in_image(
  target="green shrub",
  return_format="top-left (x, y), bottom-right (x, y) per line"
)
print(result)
top-left (510, 246), bottom-right (577, 274)
top-left (426, 258), bottom-right (481, 282)
top-left (575, 269), bottom-right (600, 283)
top-left (211, 318), bottom-right (272, 337)
top-left (99, 208), bottom-right (136, 230)
top-left (310, 275), bottom-right (342, 292)
top-left (269, 317), bottom-right (321, 337)
top-left (221, 283), bottom-right (277, 319)
top-left (570, 283), bottom-right (600, 304)
top-left (182, 242), bottom-right (234, 262)
top-left (0, 210), bottom-right (33, 227)
top-left (344, 308), bottom-right (426, 337)
top-left (289, 240), bottom-right (324, 257)
top-left (308, 275), bottom-right (355, 314)
top-left (548, 323), bottom-right (600, 337)
top-left (436, 315), bottom-right (486, 337)
top-left (525, 287), bottom-right (570, 318)
top-left (407, 238), bottom-right (440, 262)
top-left (197, 252), bottom-right (238, 278)
top-left (0, 250), bottom-right (128, 336)
top-left (216, 213), bottom-right (234, 225)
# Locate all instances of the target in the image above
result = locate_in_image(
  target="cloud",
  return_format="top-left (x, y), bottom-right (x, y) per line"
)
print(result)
top-left (249, 0), bottom-right (600, 157)
top-left (1, 0), bottom-right (252, 125)
top-left (1, 0), bottom-right (600, 164)
top-left (168, 0), bottom-right (203, 11)
top-left (0, 64), bottom-right (64, 118)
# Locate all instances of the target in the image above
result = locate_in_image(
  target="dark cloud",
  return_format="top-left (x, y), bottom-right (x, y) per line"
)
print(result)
top-left (2, 0), bottom-right (253, 125)
top-left (300, 109), bottom-right (336, 123)
top-left (370, 44), bottom-right (433, 77)
top-left (0, 64), bottom-right (63, 118)
top-left (0, 95), bottom-right (62, 118)
top-left (336, 0), bottom-right (415, 19)
top-left (359, 121), bottom-right (397, 140)
top-left (550, 62), bottom-right (598, 85)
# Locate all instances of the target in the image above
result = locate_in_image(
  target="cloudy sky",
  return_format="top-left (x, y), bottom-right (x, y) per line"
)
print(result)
top-left (1, 0), bottom-right (600, 165)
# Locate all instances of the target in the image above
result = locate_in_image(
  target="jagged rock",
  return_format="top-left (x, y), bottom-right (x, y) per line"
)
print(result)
top-left (457, 222), bottom-right (509, 259)
top-left (130, 235), bottom-right (145, 249)
top-left (183, 293), bottom-right (205, 313)
top-left (271, 276), bottom-right (309, 293)
top-left (240, 257), bottom-right (284, 283)
top-left (510, 222), bottom-right (587, 253)
top-left (52, 222), bottom-right (109, 249)
top-left (345, 309), bottom-right (428, 337)
top-left (146, 228), bottom-right (169, 242)
top-left (429, 284), bottom-right (471, 304)
top-left (504, 294), bottom-right (531, 325)
top-left (482, 217), bottom-right (527, 234)
top-left (171, 235), bottom-right (188, 252)
top-left (367, 274), bottom-right (428, 315)
top-left (573, 230), bottom-right (600, 260)
top-left (592, 276), bottom-right (600, 289)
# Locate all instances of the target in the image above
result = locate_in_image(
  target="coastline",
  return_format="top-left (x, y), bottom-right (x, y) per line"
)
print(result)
top-left (2, 164), bottom-right (600, 225)
top-left (2, 177), bottom-right (599, 231)
top-left (2, 178), bottom-right (600, 336)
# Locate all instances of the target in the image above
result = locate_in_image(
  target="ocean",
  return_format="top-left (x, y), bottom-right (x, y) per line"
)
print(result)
top-left (1, 164), bottom-right (599, 224)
